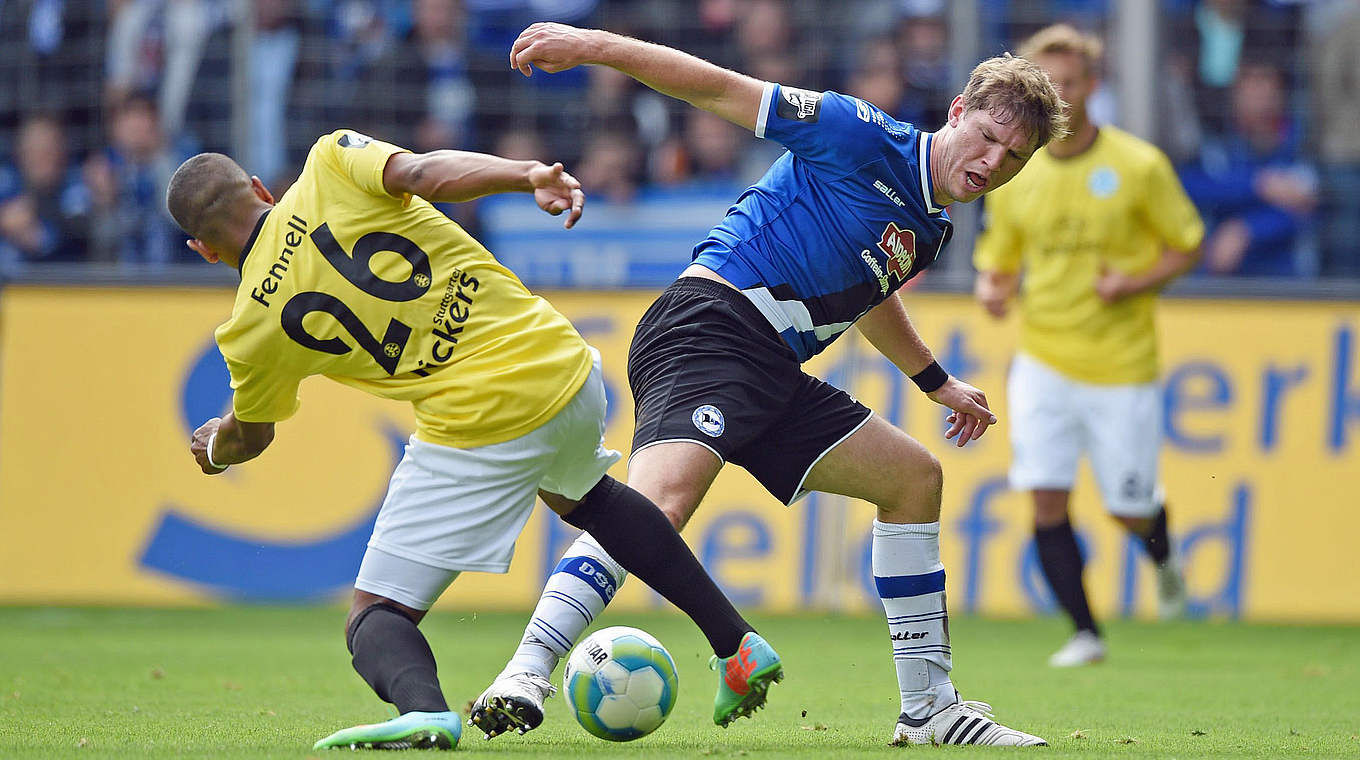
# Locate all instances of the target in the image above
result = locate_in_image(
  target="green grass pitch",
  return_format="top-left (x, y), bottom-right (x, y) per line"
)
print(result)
top-left (0, 607), bottom-right (1356, 758)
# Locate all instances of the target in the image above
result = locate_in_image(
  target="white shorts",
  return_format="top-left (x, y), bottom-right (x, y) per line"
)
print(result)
top-left (1006, 353), bottom-right (1163, 517)
top-left (355, 348), bottom-right (621, 609)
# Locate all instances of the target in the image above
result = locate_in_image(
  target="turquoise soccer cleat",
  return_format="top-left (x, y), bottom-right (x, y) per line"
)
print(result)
top-left (710, 631), bottom-right (784, 727)
top-left (313, 710), bottom-right (462, 751)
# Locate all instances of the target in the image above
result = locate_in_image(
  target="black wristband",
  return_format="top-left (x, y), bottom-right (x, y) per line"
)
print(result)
top-left (909, 360), bottom-right (949, 393)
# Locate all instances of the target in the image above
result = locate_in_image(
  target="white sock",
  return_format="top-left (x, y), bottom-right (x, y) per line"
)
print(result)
top-left (872, 519), bottom-right (956, 720)
top-left (504, 533), bottom-right (627, 679)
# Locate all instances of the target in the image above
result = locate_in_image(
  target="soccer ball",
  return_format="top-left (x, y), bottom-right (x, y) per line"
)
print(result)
top-left (563, 626), bottom-right (679, 742)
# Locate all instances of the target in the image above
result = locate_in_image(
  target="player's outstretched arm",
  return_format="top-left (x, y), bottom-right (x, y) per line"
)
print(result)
top-left (856, 294), bottom-right (997, 447)
top-left (189, 414), bottom-right (275, 475)
top-left (383, 151), bottom-right (585, 229)
top-left (510, 22), bottom-right (764, 131)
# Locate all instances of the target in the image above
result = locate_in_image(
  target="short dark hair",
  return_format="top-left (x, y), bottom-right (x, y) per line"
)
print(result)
top-left (165, 153), bottom-right (253, 243)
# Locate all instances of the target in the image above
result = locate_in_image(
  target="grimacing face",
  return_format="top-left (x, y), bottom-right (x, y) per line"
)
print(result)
top-left (935, 95), bottom-right (1036, 205)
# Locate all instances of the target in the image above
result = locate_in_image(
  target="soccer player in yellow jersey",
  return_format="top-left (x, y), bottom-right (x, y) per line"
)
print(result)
top-left (166, 130), bottom-right (782, 751)
top-left (973, 25), bottom-right (1205, 667)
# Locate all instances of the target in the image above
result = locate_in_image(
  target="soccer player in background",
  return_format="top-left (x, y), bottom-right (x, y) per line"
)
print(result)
top-left (973, 25), bottom-right (1204, 668)
top-left (470, 22), bottom-right (1065, 746)
top-left (167, 131), bottom-right (782, 750)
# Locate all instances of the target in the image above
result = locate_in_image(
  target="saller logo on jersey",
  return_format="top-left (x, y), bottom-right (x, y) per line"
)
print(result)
top-left (777, 88), bottom-right (822, 123)
top-left (877, 221), bottom-right (917, 281)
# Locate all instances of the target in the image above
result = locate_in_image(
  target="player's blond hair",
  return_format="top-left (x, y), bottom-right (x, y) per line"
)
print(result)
top-left (960, 54), bottom-right (1070, 148)
top-left (1018, 23), bottom-right (1103, 75)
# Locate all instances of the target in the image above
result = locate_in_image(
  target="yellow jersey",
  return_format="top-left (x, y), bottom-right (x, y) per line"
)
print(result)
top-left (973, 126), bottom-right (1204, 384)
top-left (215, 130), bottom-right (592, 448)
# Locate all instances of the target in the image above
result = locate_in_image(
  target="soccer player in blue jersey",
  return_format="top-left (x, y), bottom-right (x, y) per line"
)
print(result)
top-left (471, 23), bottom-right (1066, 746)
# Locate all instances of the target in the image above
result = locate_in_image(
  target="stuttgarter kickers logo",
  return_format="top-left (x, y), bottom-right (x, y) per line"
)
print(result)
top-left (692, 404), bottom-right (726, 437)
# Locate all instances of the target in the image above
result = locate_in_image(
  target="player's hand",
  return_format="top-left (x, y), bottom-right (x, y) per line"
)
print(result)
top-left (973, 270), bottom-right (1016, 319)
top-left (1205, 219), bottom-right (1250, 274)
top-left (190, 417), bottom-right (228, 475)
top-left (510, 22), bottom-right (599, 77)
top-left (974, 278), bottom-right (1009, 318)
top-left (529, 161), bottom-right (585, 229)
top-left (927, 378), bottom-right (997, 448)
top-left (1095, 264), bottom-right (1136, 304)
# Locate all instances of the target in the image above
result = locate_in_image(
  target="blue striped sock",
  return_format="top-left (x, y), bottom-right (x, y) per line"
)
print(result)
top-left (873, 519), bottom-right (956, 719)
top-left (505, 533), bottom-right (627, 679)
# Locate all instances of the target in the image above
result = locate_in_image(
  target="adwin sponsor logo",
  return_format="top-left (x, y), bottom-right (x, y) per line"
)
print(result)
top-left (692, 404), bottom-right (725, 437)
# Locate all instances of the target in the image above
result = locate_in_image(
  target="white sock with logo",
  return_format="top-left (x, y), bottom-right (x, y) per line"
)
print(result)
top-left (872, 519), bottom-right (956, 720)
top-left (504, 533), bottom-right (627, 680)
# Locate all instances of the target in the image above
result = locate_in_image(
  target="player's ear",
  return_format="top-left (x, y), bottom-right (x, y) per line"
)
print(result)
top-left (186, 238), bottom-right (220, 264)
top-left (947, 95), bottom-right (965, 127)
top-left (250, 176), bottom-right (276, 205)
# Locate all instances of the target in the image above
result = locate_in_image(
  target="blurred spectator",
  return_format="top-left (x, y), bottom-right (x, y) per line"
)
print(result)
top-left (0, 115), bottom-right (89, 266)
top-left (1162, 0), bottom-right (1299, 140)
top-left (652, 109), bottom-right (755, 189)
top-left (1179, 61), bottom-right (1317, 277)
top-left (846, 37), bottom-right (920, 125)
top-left (0, 0), bottom-right (106, 155)
top-left (84, 94), bottom-right (189, 265)
top-left (895, 9), bottom-right (951, 129)
top-left (1313, 2), bottom-right (1360, 278)
top-left (492, 129), bottom-right (548, 162)
top-left (577, 130), bottom-right (642, 204)
top-left (105, 0), bottom-right (222, 138)
top-left (355, 0), bottom-right (475, 152)
top-left (249, 0), bottom-right (303, 185)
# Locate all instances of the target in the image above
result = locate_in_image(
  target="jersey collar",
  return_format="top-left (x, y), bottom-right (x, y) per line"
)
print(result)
top-left (236, 209), bottom-right (272, 273)
top-left (918, 132), bottom-right (944, 215)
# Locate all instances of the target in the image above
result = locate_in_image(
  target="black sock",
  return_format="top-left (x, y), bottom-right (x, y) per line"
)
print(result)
top-left (1140, 505), bottom-right (1171, 565)
top-left (347, 603), bottom-right (449, 714)
top-left (563, 476), bottom-right (750, 658)
top-left (1034, 521), bottom-right (1100, 636)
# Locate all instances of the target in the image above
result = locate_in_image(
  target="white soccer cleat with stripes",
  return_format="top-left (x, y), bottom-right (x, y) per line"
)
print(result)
top-left (468, 671), bottom-right (556, 739)
top-left (892, 700), bottom-right (1047, 746)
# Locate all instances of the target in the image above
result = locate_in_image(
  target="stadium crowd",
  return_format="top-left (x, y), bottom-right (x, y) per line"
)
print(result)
top-left (0, 0), bottom-right (1355, 279)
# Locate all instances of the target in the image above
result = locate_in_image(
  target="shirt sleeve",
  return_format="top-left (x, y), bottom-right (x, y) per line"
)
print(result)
top-left (973, 193), bottom-right (1024, 273)
top-left (1140, 150), bottom-right (1206, 253)
top-left (755, 83), bottom-right (892, 176)
top-left (224, 354), bottom-right (302, 423)
top-left (316, 129), bottom-right (412, 204)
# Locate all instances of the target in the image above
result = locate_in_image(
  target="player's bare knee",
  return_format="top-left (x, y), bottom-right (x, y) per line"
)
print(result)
top-left (651, 494), bottom-right (695, 530)
top-left (1031, 490), bottom-right (1071, 527)
top-left (877, 450), bottom-right (943, 523)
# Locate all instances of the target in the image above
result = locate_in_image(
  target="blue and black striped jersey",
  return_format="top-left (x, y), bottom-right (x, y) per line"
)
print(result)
top-left (693, 83), bottom-right (953, 362)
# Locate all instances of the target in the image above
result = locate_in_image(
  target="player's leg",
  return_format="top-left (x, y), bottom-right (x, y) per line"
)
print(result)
top-left (473, 331), bottom-right (780, 735)
top-left (471, 443), bottom-right (730, 738)
top-left (313, 549), bottom-right (464, 750)
top-left (795, 413), bottom-right (1045, 746)
top-left (1033, 488), bottom-right (1106, 666)
top-left (333, 425), bottom-right (567, 748)
top-left (1006, 354), bottom-right (1101, 665)
top-left (490, 441), bottom-right (718, 687)
top-left (1088, 381), bottom-right (1187, 619)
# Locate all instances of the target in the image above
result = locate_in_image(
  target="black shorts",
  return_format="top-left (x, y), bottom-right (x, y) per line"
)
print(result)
top-left (627, 277), bottom-right (873, 505)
